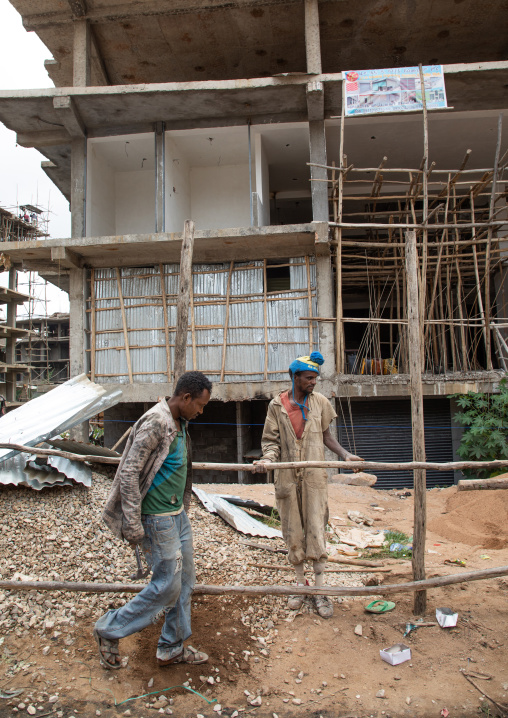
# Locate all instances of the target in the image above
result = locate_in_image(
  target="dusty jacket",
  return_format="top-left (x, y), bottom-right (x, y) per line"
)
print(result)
top-left (102, 399), bottom-right (193, 543)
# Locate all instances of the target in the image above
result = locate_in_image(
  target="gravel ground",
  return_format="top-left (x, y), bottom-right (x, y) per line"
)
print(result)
top-left (0, 472), bottom-right (368, 640)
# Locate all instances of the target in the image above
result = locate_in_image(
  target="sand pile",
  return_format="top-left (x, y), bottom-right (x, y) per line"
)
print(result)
top-left (428, 488), bottom-right (508, 548)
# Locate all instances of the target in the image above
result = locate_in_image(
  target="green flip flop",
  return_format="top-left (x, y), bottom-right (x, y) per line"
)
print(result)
top-left (365, 599), bottom-right (396, 613)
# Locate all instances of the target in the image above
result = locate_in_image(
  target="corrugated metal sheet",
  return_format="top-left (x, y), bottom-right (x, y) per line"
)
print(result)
top-left (91, 258), bottom-right (319, 384)
top-left (0, 373), bottom-right (122, 464)
top-left (0, 452), bottom-right (87, 490)
top-left (193, 486), bottom-right (282, 539)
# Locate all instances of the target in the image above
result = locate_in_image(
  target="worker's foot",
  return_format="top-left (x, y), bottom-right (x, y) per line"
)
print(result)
top-left (287, 587), bottom-right (306, 611)
top-left (93, 629), bottom-right (122, 670)
top-left (314, 595), bottom-right (334, 618)
top-left (157, 645), bottom-right (209, 666)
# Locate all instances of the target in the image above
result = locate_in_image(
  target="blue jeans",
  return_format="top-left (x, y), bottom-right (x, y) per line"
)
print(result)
top-left (95, 511), bottom-right (195, 658)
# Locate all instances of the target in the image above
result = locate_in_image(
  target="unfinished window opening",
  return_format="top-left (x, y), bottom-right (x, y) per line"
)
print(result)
top-left (266, 261), bottom-right (291, 292)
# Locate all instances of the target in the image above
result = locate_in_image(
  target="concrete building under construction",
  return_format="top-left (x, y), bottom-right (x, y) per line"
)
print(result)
top-left (0, 0), bottom-right (507, 485)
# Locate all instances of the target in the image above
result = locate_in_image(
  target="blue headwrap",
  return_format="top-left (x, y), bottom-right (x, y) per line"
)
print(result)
top-left (288, 351), bottom-right (324, 421)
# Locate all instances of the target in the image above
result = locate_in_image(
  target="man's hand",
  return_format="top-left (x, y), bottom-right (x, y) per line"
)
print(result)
top-left (252, 459), bottom-right (272, 474)
top-left (344, 451), bottom-right (364, 472)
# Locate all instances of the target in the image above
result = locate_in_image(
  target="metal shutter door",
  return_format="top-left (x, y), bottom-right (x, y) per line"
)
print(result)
top-left (337, 398), bottom-right (455, 489)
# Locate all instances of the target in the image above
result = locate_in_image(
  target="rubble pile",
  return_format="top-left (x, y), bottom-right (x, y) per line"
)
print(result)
top-left (0, 473), bottom-right (367, 642)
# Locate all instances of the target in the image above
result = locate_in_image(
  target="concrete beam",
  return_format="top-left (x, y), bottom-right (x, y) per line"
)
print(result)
top-left (71, 137), bottom-right (86, 238)
top-left (51, 246), bottom-right (82, 268)
top-left (306, 80), bottom-right (324, 121)
top-left (73, 19), bottom-right (91, 87)
top-left (304, 0), bottom-right (322, 75)
top-left (308, 119), bottom-right (328, 222)
top-left (68, 0), bottom-right (87, 16)
top-left (16, 130), bottom-right (71, 148)
top-left (53, 96), bottom-right (86, 138)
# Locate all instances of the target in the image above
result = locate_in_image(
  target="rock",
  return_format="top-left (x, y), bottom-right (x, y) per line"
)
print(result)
top-left (297, 671), bottom-right (304, 680)
top-left (394, 675), bottom-right (401, 680)
top-left (27, 707), bottom-right (36, 715)
top-left (292, 698), bottom-right (302, 705)
top-left (376, 690), bottom-right (386, 699)
top-left (123, 711), bottom-right (132, 716)
top-left (406, 697), bottom-right (412, 705)
top-left (354, 624), bottom-right (363, 636)
top-left (213, 705), bottom-right (222, 712)
top-left (42, 646), bottom-right (50, 656)
top-left (331, 472), bottom-right (377, 486)
top-left (249, 696), bottom-right (262, 706)
top-left (147, 678), bottom-right (154, 689)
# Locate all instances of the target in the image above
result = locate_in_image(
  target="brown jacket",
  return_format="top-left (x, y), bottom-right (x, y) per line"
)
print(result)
top-left (102, 399), bottom-right (192, 543)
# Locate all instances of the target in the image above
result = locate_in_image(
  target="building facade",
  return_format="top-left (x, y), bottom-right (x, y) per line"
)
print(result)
top-left (0, 0), bottom-right (507, 484)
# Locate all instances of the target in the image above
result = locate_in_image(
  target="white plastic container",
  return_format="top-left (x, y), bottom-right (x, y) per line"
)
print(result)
top-left (436, 607), bottom-right (458, 628)
top-left (380, 643), bottom-right (412, 665)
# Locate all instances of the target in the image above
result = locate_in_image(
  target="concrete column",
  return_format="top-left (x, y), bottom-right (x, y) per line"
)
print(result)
top-left (73, 19), bottom-right (91, 87)
top-left (155, 122), bottom-right (166, 232)
top-left (314, 222), bottom-right (336, 379)
top-left (304, 0), bottom-right (322, 75)
top-left (309, 120), bottom-right (328, 222)
top-left (69, 268), bottom-right (88, 441)
top-left (71, 138), bottom-right (87, 238)
top-left (5, 270), bottom-right (17, 402)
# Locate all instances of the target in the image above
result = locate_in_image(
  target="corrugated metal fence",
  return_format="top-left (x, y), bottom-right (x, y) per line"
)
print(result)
top-left (89, 257), bottom-right (318, 384)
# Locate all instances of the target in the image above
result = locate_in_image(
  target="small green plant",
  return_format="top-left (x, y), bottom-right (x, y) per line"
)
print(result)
top-left (368, 529), bottom-right (413, 559)
top-left (450, 377), bottom-right (508, 479)
top-left (258, 506), bottom-right (281, 529)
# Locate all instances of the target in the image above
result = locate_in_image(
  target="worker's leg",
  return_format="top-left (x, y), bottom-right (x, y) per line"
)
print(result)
top-left (312, 559), bottom-right (333, 618)
top-left (94, 513), bottom-right (188, 643)
top-left (287, 561), bottom-right (306, 610)
top-left (156, 511), bottom-right (196, 661)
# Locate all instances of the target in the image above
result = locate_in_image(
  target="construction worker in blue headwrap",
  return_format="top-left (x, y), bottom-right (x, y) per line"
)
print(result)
top-left (255, 351), bottom-right (362, 618)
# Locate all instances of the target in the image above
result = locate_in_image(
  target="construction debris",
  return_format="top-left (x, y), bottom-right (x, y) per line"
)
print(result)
top-left (193, 487), bottom-right (282, 539)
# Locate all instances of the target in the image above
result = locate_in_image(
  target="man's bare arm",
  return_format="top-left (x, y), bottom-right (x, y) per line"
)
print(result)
top-left (322, 428), bottom-right (363, 462)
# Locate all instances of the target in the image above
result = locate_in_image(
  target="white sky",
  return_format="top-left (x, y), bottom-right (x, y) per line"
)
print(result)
top-left (0, 0), bottom-right (70, 315)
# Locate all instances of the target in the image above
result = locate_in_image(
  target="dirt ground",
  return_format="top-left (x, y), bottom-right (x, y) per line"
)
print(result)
top-left (1, 482), bottom-right (508, 718)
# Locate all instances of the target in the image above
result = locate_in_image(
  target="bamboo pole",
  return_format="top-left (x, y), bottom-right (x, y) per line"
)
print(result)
top-left (173, 219), bottom-right (195, 386)
top-left (1, 565), bottom-right (507, 597)
top-left (159, 263), bottom-right (172, 382)
top-left (336, 92), bottom-right (346, 373)
top-left (189, 270), bottom-right (197, 371)
top-left (263, 258), bottom-right (269, 381)
top-left (305, 255), bottom-right (314, 353)
top-left (484, 114), bottom-right (503, 371)
top-left (90, 268), bottom-right (96, 382)
top-left (405, 229), bottom-right (427, 615)
top-left (220, 260), bottom-right (234, 382)
top-left (115, 267), bottom-right (133, 384)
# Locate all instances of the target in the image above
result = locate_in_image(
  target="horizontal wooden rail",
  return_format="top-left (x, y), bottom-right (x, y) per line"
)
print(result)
top-left (2, 442), bottom-right (508, 474)
top-left (0, 565), bottom-right (507, 596)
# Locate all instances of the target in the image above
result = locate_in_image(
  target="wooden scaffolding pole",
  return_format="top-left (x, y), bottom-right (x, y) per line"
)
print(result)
top-left (220, 261), bottom-right (234, 382)
top-left (405, 229), bottom-right (427, 615)
top-left (173, 220), bottom-right (195, 386)
top-left (115, 267), bottom-right (133, 384)
top-left (158, 263), bottom-right (172, 382)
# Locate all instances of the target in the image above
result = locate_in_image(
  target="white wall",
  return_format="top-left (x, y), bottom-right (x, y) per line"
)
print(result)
top-left (115, 171), bottom-right (155, 235)
top-left (86, 145), bottom-right (115, 237)
top-left (165, 135), bottom-right (191, 234)
top-left (254, 134), bottom-right (270, 227)
top-left (190, 164), bottom-right (250, 230)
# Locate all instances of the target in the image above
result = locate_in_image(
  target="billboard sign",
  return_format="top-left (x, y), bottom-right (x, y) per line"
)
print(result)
top-left (343, 65), bottom-right (447, 117)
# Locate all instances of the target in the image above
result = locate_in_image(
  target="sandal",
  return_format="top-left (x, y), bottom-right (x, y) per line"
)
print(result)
top-left (157, 645), bottom-right (208, 666)
top-left (93, 629), bottom-right (121, 670)
top-left (365, 600), bottom-right (396, 613)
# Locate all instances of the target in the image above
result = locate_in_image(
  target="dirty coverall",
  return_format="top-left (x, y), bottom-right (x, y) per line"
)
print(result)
top-left (261, 391), bottom-right (336, 565)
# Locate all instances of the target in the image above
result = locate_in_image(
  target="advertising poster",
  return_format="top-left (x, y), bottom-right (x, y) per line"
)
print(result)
top-left (343, 65), bottom-right (447, 117)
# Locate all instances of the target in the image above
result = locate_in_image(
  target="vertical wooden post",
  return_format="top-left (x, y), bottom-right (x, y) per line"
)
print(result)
top-left (305, 255), bottom-right (314, 354)
top-left (173, 220), bottom-right (195, 387)
top-left (158, 263), bottom-right (172, 382)
top-left (90, 268), bottom-right (96, 382)
top-left (263, 259), bottom-right (269, 381)
top-left (335, 84), bottom-right (346, 373)
top-left (220, 261), bottom-right (235, 382)
top-left (115, 268), bottom-right (133, 384)
top-left (405, 229), bottom-right (427, 615)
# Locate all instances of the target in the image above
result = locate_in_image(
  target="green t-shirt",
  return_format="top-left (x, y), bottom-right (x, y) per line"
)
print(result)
top-left (141, 423), bottom-right (187, 514)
